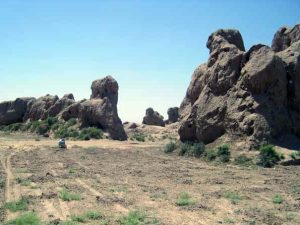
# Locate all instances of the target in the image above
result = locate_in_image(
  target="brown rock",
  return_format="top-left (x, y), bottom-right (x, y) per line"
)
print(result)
top-left (142, 108), bottom-right (165, 127)
top-left (272, 24), bottom-right (300, 52)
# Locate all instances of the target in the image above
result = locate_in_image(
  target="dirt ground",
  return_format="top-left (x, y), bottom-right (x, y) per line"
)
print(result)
top-left (0, 131), bottom-right (300, 225)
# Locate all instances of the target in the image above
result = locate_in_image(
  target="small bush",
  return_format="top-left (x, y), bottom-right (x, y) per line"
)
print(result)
top-left (257, 145), bottom-right (282, 168)
top-left (66, 118), bottom-right (77, 127)
top-left (5, 212), bottom-right (40, 225)
top-left (175, 192), bottom-right (194, 206)
top-left (164, 142), bottom-right (176, 153)
top-left (216, 144), bottom-right (231, 162)
top-left (204, 149), bottom-right (217, 161)
top-left (59, 188), bottom-right (81, 201)
top-left (46, 117), bottom-right (58, 127)
top-left (79, 127), bottom-right (103, 140)
top-left (132, 133), bottom-right (146, 142)
top-left (4, 197), bottom-right (29, 212)
top-left (234, 155), bottom-right (253, 166)
top-left (179, 142), bottom-right (205, 157)
top-left (223, 192), bottom-right (242, 204)
top-left (272, 194), bottom-right (283, 204)
top-left (119, 211), bottom-right (147, 225)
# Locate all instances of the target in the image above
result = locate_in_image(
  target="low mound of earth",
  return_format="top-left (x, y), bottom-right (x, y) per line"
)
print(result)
top-left (0, 133), bottom-right (299, 225)
top-left (179, 23), bottom-right (300, 149)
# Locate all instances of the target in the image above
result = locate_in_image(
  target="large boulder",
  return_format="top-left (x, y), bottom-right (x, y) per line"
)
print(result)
top-left (48, 93), bottom-right (75, 117)
top-left (272, 24), bottom-right (300, 52)
top-left (60, 76), bottom-right (127, 140)
top-left (166, 107), bottom-right (179, 124)
top-left (179, 24), bottom-right (300, 148)
top-left (0, 98), bottom-right (35, 125)
top-left (142, 108), bottom-right (165, 127)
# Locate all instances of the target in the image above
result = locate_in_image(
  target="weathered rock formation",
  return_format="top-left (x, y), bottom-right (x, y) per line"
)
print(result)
top-left (0, 76), bottom-right (127, 141)
top-left (60, 76), bottom-right (127, 140)
top-left (0, 98), bottom-right (35, 125)
top-left (166, 107), bottom-right (179, 124)
top-left (142, 108), bottom-right (165, 127)
top-left (179, 24), bottom-right (300, 148)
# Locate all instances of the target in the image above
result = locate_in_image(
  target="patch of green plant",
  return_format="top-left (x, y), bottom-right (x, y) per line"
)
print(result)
top-left (164, 142), bottom-right (176, 153)
top-left (148, 135), bottom-right (155, 142)
top-left (16, 177), bottom-right (31, 186)
top-left (216, 144), bottom-right (231, 162)
top-left (0, 177), bottom-right (5, 188)
top-left (257, 145), bottom-right (283, 168)
top-left (175, 192), bottom-right (194, 206)
top-left (223, 192), bottom-right (242, 204)
top-left (205, 149), bottom-right (217, 161)
top-left (78, 127), bottom-right (103, 140)
top-left (286, 212), bottom-right (296, 221)
top-left (5, 212), bottom-right (40, 225)
top-left (68, 168), bottom-right (77, 175)
top-left (4, 197), bottom-right (29, 212)
top-left (59, 221), bottom-right (77, 225)
top-left (119, 210), bottom-right (159, 225)
top-left (179, 142), bottom-right (205, 158)
top-left (58, 188), bottom-right (81, 201)
top-left (132, 133), bottom-right (146, 142)
top-left (272, 194), bottom-right (283, 204)
top-left (223, 218), bottom-right (235, 224)
top-left (234, 155), bottom-right (253, 166)
top-left (71, 211), bottom-right (103, 223)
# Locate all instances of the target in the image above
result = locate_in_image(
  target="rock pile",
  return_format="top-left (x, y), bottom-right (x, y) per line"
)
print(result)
top-left (142, 107), bottom-right (165, 127)
top-left (179, 24), bottom-right (300, 148)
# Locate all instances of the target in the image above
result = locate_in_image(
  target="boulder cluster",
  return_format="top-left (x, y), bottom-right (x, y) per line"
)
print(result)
top-left (0, 76), bottom-right (127, 140)
top-left (179, 23), bottom-right (300, 148)
top-left (142, 106), bottom-right (179, 127)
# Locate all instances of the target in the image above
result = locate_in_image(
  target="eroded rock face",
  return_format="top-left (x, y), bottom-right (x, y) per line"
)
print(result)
top-left (179, 24), bottom-right (300, 148)
top-left (142, 108), bottom-right (165, 127)
top-left (0, 98), bottom-right (35, 125)
top-left (272, 24), bottom-right (300, 52)
top-left (60, 76), bottom-right (127, 140)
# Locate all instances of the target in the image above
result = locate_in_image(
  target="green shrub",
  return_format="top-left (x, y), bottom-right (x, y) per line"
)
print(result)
top-left (234, 155), bottom-right (253, 166)
top-left (179, 142), bottom-right (205, 157)
top-left (5, 212), bottom-right (40, 225)
top-left (79, 127), bottom-right (103, 140)
top-left (272, 194), bottom-right (283, 204)
top-left (205, 149), bottom-right (217, 161)
top-left (175, 192), bottom-right (194, 206)
top-left (46, 117), bottom-right (58, 127)
top-left (223, 192), bottom-right (242, 204)
top-left (164, 142), bottom-right (176, 153)
top-left (257, 145), bottom-right (282, 168)
top-left (216, 144), bottom-right (231, 162)
top-left (4, 197), bottom-right (29, 212)
top-left (36, 123), bottom-right (49, 135)
top-left (132, 133), bottom-right (146, 142)
top-left (66, 118), bottom-right (77, 127)
top-left (119, 210), bottom-right (146, 225)
top-left (58, 188), bottom-right (81, 201)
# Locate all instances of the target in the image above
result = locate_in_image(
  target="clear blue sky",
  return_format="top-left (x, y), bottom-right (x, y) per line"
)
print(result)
top-left (0, 0), bottom-right (299, 122)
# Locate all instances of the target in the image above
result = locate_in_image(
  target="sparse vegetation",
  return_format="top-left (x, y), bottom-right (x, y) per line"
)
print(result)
top-left (234, 155), bottom-right (253, 166)
top-left (4, 197), bottom-right (29, 212)
top-left (16, 177), bottom-right (31, 186)
top-left (179, 142), bottom-right (205, 157)
top-left (257, 145), bottom-right (283, 168)
top-left (132, 133), bottom-right (147, 142)
top-left (223, 192), bottom-right (242, 204)
top-left (163, 141), bottom-right (176, 153)
top-left (175, 192), bottom-right (194, 206)
top-left (5, 212), bottom-right (40, 225)
top-left (272, 194), bottom-right (283, 204)
top-left (119, 210), bottom-right (160, 225)
top-left (204, 148), bottom-right (217, 161)
top-left (216, 144), bottom-right (231, 162)
top-left (58, 188), bottom-right (81, 201)
top-left (71, 211), bottom-right (102, 223)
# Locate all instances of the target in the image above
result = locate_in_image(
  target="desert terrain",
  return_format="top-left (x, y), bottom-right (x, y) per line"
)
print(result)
top-left (0, 129), bottom-right (299, 225)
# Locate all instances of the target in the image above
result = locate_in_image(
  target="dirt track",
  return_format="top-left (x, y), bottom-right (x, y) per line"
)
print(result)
top-left (0, 133), bottom-right (300, 224)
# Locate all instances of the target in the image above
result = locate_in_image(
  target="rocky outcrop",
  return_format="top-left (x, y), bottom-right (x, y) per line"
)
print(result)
top-left (179, 24), bottom-right (300, 148)
top-left (60, 76), bottom-right (127, 140)
top-left (142, 108), bottom-right (165, 127)
top-left (0, 98), bottom-right (35, 125)
top-left (272, 24), bottom-right (300, 52)
top-left (48, 94), bottom-right (75, 117)
top-left (166, 107), bottom-right (179, 124)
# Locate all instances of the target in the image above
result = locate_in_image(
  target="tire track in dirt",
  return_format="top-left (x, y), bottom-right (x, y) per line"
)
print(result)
top-left (76, 178), bottom-right (128, 213)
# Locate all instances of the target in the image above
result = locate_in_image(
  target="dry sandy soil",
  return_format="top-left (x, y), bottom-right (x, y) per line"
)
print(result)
top-left (0, 130), bottom-right (300, 225)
